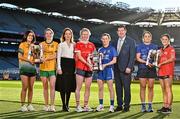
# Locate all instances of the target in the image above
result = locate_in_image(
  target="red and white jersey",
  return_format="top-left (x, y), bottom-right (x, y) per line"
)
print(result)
top-left (74, 41), bottom-right (96, 71)
top-left (158, 45), bottom-right (176, 76)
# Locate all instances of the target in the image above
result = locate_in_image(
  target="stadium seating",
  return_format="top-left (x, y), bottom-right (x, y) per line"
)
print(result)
top-left (0, 7), bottom-right (180, 79)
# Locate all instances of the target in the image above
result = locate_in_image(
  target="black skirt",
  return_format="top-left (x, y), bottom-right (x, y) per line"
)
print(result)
top-left (55, 57), bottom-right (76, 92)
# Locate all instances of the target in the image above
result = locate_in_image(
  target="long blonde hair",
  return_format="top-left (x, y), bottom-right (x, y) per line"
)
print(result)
top-left (79, 28), bottom-right (91, 41)
top-left (44, 28), bottom-right (54, 41)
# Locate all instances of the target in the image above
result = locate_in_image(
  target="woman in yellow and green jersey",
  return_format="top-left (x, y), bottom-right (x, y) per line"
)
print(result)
top-left (40, 28), bottom-right (58, 112)
top-left (18, 30), bottom-right (36, 112)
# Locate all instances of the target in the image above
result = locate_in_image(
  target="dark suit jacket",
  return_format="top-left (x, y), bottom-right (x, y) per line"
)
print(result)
top-left (112, 36), bottom-right (136, 72)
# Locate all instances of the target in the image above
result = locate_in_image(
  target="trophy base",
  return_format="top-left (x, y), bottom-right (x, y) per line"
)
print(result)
top-left (93, 68), bottom-right (99, 71)
top-left (93, 67), bottom-right (99, 71)
top-left (93, 66), bottom-right (103, 71)
top-left (34, 59), bottom-right (42, 64)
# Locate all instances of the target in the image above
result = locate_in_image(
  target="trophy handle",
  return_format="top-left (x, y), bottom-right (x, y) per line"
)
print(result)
top-left (146, 50), bottom-right (152, 65)
top-left (27, 44), bottom-right (33, 60)
top-left (155, 50), bottom-right (160, 68)
top-left (155, 51), bottom-right (158, 67)
top-left (99, 53), bottom-right (103, 70)
top-left (40, 44), bottom-right (43, 59)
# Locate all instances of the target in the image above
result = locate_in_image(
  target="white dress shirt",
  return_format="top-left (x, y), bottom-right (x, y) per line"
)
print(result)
top-left (57, 41), bottom-right (75, 70)
top-left (117, 36), bottom-right (126, 54)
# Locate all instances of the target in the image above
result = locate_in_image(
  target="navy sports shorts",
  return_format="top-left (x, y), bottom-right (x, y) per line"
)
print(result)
top-left (137, 67), bottom-right (157, 79)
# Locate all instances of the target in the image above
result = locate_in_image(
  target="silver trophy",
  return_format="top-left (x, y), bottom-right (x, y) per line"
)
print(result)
top-left (32, 42), bottom-right (43, 64)
top-left (146, 49), bottom-right (160, 67)
top-left (87, 50), bottom-right (103, 71)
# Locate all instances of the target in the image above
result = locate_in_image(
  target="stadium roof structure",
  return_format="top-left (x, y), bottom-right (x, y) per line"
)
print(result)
top-left (1, 0), bottom-right (180, 26)
top-left (0, 1), bottom-right (152, 22)
top-left (0, 0), bottom-right (136, 21)
top-left (135, 12), bottom-right (180, 27)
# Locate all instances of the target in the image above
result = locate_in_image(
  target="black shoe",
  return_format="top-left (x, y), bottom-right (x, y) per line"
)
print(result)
top-left (115, 106), bottom-right (123, 112)
top-left (157, 107), bottom-right (166, 112)
top-left (62, 105), bottom-right (69, 112)
top-left (161, 108), bottom-right (172, 114)
top-left (123, 107), bottom-right (130, 112)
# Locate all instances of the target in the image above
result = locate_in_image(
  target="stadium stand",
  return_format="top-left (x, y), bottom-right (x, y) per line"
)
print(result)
top-left (0, 0), bottom-right (180, 80)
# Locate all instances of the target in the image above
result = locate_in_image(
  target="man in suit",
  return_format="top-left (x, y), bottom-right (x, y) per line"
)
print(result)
top-left (112, 25), bottom-right (136, 112)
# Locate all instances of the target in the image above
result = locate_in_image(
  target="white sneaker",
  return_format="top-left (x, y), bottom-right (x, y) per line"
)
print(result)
top-left (83, 106), bottom-right (93, 112)
top-left (20, 105), bottom-right (28, 112)
top-left (43, 105), bottom-right (50, 112)
top-left (109, 105), bottom-right (114, 112)
top-left (96, 105), bottom-right (104, 112)
top-left (27, 104), bottom-right (35, 111)
top-left (49, 105), bottom-right (56, 112)
top-left (75, 105), bottom-right (83, 112)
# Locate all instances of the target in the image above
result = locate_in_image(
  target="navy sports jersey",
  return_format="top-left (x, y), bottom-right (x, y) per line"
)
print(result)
top-left (98, 45), bottom-right (118, 68)
top-left (136, 43), bottom-right (158, 69)
top-left (98, 45), bottom-right (118, 80)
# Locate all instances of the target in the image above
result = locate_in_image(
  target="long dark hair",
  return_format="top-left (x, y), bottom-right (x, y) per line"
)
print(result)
top-left (21, 30), bottom-right (36, 43)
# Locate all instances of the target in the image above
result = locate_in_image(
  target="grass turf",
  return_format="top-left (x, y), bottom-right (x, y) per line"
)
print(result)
top-left (0, 80), bottom-right (180, 119)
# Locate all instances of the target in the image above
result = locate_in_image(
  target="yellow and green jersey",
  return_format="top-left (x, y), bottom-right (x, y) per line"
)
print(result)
top-left (40, 41), bottom-right (58, 71)
top-left (18, 42), bottom-right (36, 75)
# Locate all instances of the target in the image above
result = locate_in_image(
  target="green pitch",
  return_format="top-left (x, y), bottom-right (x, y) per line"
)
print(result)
top-left (0, 80), bottom-right (180, 119)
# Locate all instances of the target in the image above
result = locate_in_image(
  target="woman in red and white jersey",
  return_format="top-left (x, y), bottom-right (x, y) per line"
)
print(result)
top-left (157, 34), bottom-right (176, 113)
top-left (74, 28), bottom-right (96, 112)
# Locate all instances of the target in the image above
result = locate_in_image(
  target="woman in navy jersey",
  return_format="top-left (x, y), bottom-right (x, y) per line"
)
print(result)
top-left (96, 33), bottom-right (117, 113)
top-left (136, 31), bottom-right (158, 112)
